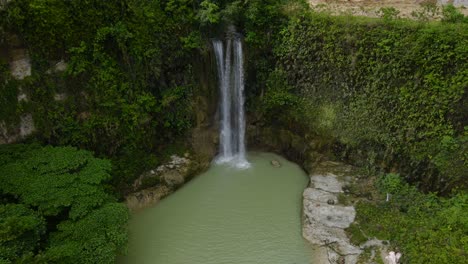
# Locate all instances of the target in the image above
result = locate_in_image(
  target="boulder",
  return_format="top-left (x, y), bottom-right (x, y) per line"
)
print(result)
top-left (125, 185), bottom-right (171, 211)
top-left (132, 154), bottom-right (191, 191)
top-left (271, 159), bottom-right (281, 168)
top-left (161, 170), bottom-right (184, 187)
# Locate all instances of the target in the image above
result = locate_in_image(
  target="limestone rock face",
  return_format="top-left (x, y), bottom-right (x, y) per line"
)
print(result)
top-left (10, 49), bottom-right (31, 80)
top-left (132, 154), bottom-right (191, 191)
top-left (19, 114), bottom-right (35, 137)
top-left (125, 185), bottom-right (171, 211)
top-left (161, 169), bottom-right (185, 187)
top-left (308, 0), bottom-right (468, 18)
top-left (311, 174), bottom-right (344, 193)
top-left (46, 60), bottom-right (68, 74)
top-left (0, 114), bottom-right (35, 144)
top-left (303, 162), bottom-right (362, 264)
top-left (0, 122), bottom-right (11, 144)
top-left (126, 154), bottom-right (196, 211)
top-left (438, 0), bottom-right (468, 7)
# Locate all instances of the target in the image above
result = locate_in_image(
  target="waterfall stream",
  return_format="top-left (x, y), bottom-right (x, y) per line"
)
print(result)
top-left (213, 34), bottom-right (249, 168)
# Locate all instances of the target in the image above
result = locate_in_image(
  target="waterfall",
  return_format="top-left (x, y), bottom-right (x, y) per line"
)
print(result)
top-left (212, 34), bottom-right (250, 169)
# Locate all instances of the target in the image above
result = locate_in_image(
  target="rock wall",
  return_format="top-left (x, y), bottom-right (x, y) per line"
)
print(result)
top-left (247, 124), bottom-right (332, 172)
top-left (0, 34), bottom-right (36, 144)
top-left (302, 160), bottom-right (391, 263)
top-left (308, 0), bottom-right (468, 17)
top-left (190, 43), bottom-right (221, 162)
top-left (125, 153), bottom-right (208, 211)
top-left (303, 162), bottom-right (362, 263)
top-left (125, 44), bottom-right (220, 211)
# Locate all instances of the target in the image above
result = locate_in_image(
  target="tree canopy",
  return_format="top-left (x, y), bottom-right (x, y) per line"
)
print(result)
top-left (0, 144), bottom-right (128, 263)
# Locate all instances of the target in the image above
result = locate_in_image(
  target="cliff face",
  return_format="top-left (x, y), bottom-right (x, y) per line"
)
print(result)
top-left (0, 34), bottom-right (35, 144)
top-left (308, 0), bottom-right (468, 18)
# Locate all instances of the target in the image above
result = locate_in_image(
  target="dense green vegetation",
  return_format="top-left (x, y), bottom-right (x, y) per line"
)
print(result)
top-left (0, 0), bottom-right (306, 189)
top-left (1, 0), bottom-right (201, 189)
top-left (0, 144), bottom-right (128, 263)
top-left (0, 0), bottom-right (466, 263)
top-left (261, 9), bottom-right (467, 193)
top-left (348, 174), bottom-right (467, 263)
top-left (253, 4), bottom-right (467, 263)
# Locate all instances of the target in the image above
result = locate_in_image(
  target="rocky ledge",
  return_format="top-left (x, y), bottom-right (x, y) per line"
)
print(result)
top-left (303, 161), bottom-right (388, 264)
top-left (126, 153), bottom-right (206, 211)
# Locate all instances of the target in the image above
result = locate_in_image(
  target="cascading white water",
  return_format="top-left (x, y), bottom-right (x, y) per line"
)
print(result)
top-left (213, 34), bottom-right (250, 169)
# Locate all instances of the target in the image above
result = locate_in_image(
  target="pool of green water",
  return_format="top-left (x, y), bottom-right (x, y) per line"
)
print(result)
top-left (120, 152), bottom-right (315, 264)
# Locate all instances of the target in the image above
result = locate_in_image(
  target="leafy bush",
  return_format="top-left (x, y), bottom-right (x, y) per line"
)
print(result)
top-left (0, 204), bottom-right (45, 262)
top-left (441, 4), bottom-right (467, 23)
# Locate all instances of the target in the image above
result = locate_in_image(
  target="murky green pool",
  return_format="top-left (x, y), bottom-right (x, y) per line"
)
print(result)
top-left (120, 152), bottom-right (314, 264)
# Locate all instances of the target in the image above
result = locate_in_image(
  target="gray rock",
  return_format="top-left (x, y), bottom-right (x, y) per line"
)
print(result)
top-left (19, 114), bottom-right (35, 137)
top-left (303, 199), bottom-right (355, 229)
top-left (17, 88), bottom-right (28, 102)
top-left (54, 93), bottom-right (67, 101)
top-left (10, 49), bottom-right (31, 80)
top-left (54, 60), bottom-right (67, 72)
top-left (303, 162), bottom-right (363, 264)
top-left (311, 174), bottom-right (343, 193)
top-left (438, 0), bottom-right (468, 7)
top-left (161, 170), bottom-right (184, 186)
top-left (132, 154), bottom-right (191, 191)
top-left (0, 121), bottom-right (14, 144)
top-left (125, 185), bottom-right (171, 211)
top-left (303, 188), bottom-right (337, 204)
top-left (271, 159), bottom-right (281, 168)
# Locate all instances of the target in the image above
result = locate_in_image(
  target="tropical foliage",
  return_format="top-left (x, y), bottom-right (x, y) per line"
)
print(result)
top-left (0, 144), bottom-right (128, 263)
top-left (267, 10), bottom-right (467, 193)
top-left (0, 0), bottom-right (466, 263)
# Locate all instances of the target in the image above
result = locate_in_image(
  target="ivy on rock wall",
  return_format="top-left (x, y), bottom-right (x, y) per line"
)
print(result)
top-left (271, 12), bottom-right (467, 192)
top-left (0, 0), bottom-right (197, 157)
